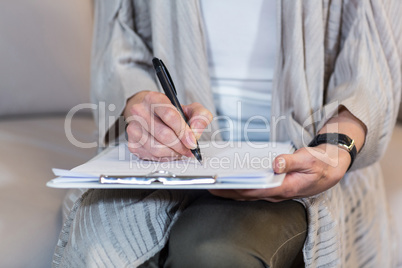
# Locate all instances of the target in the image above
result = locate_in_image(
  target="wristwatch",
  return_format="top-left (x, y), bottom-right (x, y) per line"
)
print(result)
top-left (308, 133), bottom-right (357, 170)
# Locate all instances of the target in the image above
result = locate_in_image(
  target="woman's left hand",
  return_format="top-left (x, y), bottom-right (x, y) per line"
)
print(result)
top-left (209, 144), bottom-right (351, 202)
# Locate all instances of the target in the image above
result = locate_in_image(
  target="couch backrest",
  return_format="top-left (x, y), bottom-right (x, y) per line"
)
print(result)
top-left (0, 0), bottom-right (93, 117)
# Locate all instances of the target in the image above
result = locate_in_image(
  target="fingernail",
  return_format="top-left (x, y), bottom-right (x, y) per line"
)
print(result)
top-left (276, 157), bottom-right (286, 173)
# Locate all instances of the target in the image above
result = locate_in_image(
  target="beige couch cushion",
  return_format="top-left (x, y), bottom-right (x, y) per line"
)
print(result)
top-left (0, 0), bottom-right (93, 116)
top-left (0, 115), bottom-right (96, 267)
top-left (0, 1), bottom-right (95, 267)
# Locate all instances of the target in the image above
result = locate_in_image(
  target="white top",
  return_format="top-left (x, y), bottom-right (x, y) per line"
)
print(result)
top-left (201, 0), bottom-right (277, 141)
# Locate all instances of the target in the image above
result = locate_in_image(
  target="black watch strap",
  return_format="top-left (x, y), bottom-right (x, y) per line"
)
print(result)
top-left (308, 133), bottom-right (357, 171)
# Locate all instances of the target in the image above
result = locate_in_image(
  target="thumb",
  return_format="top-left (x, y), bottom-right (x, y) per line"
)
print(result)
top-left (273, 151), bottom-right (306, 174)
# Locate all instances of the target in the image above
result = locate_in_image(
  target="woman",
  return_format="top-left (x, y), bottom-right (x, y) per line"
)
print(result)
top-left (53, 1), bottom-right (401, 267)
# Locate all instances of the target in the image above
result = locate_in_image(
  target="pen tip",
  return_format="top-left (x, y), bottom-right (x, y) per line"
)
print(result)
top-left (191, 148), bottom-right (203, 165)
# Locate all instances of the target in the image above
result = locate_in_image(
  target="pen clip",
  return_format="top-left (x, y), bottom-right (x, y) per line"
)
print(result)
top-left (160, 60), bottom-right (177, 96)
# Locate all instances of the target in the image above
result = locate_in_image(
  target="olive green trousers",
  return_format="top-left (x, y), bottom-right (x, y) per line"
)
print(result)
top-left (141, 192), bottom-right (307, 268)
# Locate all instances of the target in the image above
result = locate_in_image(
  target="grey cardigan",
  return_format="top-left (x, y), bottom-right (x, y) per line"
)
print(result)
top-left (85, 0), bottom-right (401, 266)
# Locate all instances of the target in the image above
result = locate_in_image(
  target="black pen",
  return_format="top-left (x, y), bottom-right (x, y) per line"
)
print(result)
top-left (152, 57), bottom-right (203, 164)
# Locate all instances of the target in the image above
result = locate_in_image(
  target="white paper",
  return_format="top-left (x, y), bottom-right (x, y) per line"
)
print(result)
top-left (47, 141), bottom-right (293, 189)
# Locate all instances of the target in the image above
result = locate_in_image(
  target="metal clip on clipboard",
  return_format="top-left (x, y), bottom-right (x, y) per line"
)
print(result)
top-left (99, 170), bottom-right (217, 185)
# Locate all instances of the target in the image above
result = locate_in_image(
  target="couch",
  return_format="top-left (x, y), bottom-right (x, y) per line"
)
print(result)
top-left (0, 1), bottom-right (95, 267)
top-left (1, 1), bottom-right (401, 267)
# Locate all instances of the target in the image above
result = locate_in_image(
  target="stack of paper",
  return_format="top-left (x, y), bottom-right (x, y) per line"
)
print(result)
top-left (47, 141), bottom-right (293, 189)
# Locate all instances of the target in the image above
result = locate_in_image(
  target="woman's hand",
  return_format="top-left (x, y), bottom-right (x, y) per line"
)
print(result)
top-left (210, 106), bottom-right (367, 201)
top-left (124, 90), bottom-right (213, 161)
top-left (209, 144), bottom-right (351, 202)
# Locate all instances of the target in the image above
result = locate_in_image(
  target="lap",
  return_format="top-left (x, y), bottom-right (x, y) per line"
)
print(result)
top-left (164, 192), bottom-right (307, 268)
top-left (54, 189), bottom-right (196, 268)
top-left (54, 189), bottom-right (307, 268)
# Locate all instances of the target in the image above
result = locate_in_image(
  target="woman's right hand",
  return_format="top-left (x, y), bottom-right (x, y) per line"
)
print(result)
top-left (123, 90), bottom-right (213, 161)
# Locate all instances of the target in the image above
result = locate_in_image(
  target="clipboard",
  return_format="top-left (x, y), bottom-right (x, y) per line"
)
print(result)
top-left (47, 141), bottom-right (293, 189)
top-left (99, 170), bottom-right (216, 185)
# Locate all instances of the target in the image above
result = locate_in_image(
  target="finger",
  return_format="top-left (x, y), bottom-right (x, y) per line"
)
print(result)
top-left (147, 116), bottom-right (193, 157)
top-left (138, 125), bottom-right (184, 159)
top-left (273, 149), bottom-right (310, 174)
top-left (126, 123), bottom-right (155, 157)
top-left (182, 103), bottom-right (213, 140)
top-left (144, 134), bottom-right (183, 160)
top-left (154, 105), bottom-right (197, 149)
top-left (130, 147), bottom-right (182, 162)
top-left (146, 94), bottom-right (197, 150)
top-left (132, 91), bottom-right (197, 150)
top-left (127, 122), bottom-right (183, 159)
top-left (126, 121), bottom-right (150, 149)
top-left (127, 102), bottom-right (192, 156)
